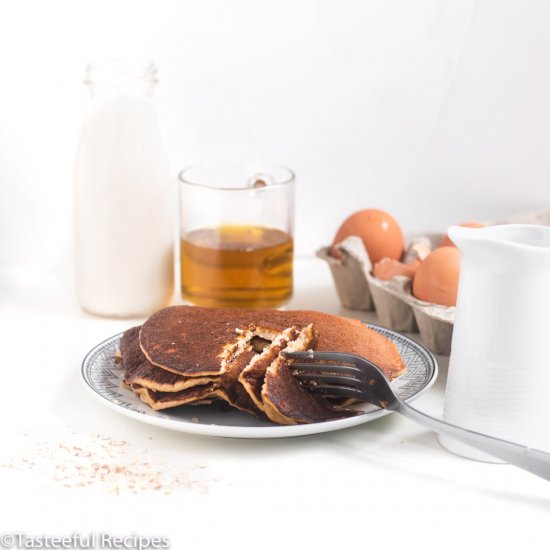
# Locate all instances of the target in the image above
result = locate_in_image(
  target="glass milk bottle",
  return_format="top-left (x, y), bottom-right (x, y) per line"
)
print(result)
top-left (74, 60), bottom-right (174, 317)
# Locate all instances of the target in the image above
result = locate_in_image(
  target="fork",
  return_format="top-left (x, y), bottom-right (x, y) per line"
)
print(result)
top-left (284, 351), bottom-right (550, 482)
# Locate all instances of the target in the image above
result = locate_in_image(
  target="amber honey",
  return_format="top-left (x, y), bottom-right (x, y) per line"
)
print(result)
top-left (180, 224), bottom-right (293, 308)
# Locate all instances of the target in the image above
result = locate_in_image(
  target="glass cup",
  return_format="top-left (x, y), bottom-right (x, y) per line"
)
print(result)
top-left (178, 163), bottom-right (294, 308)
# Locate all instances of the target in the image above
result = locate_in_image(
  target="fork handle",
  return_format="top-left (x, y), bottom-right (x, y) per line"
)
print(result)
top-left (395, 401), bottom-right (550, 481)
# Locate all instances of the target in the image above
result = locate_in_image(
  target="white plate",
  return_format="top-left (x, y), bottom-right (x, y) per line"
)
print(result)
top-left (81, 324), bottom-right (437, 438)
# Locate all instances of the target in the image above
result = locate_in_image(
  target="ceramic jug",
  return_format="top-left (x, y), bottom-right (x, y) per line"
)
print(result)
top-left (440, 224), bottom-right (550, 461)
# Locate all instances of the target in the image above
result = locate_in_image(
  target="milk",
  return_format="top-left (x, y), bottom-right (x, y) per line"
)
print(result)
top-left (74, 61), bottom-right (174, 317)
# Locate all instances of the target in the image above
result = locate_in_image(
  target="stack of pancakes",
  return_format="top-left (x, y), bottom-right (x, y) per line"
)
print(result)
top-left (120, 305), bottom-right (406, 425)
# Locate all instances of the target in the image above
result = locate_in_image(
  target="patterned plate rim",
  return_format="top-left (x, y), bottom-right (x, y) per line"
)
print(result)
top-left (81, 323), bottom-right (438, 439)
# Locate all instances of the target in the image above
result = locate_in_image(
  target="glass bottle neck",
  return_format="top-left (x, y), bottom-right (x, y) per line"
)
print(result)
top-left (84, 59), bottom-right (157, 98)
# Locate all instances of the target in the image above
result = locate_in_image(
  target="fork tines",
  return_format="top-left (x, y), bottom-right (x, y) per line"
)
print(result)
top-left (282, 350), bottom-right (368, 400)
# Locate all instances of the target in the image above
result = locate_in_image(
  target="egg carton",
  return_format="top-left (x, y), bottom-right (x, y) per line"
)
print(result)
top-left (318, 236), bottom-right (454, 355)
top-left (317, 208), bottom-right (550, 356)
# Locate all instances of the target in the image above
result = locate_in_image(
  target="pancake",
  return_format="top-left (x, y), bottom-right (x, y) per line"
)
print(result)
top-left (139, 306), bottom-right (406, 380)
top-left (261, 355), bottom-right (354, 425)
top-left (254, 326), bottom-right (355, 424)
top-left (218, 346), bottom-right (265, 417)
top-left (120, 326), bottom-right (215, 392)
top-left (239, 325), bottom-right (315, 412)
top-left (128, 305), bottom-right (407, 424)
top-left (130, 383), bottom-right (226, 411)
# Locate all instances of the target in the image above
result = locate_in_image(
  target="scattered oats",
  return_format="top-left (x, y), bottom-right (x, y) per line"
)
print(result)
top-left (1, 433), bottom-right (214, 496)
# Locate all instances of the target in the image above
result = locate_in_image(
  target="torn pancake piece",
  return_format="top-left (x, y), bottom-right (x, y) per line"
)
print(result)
top-left (120, 326), bottom-right (215, 393)
top-left (239, 325), bottom-right (316, 412)
top-left (131, 383), bottom-right (227, 411)
top-left (262, 360), bottom-right (354, 425)
top-left (218, 347), bottom-right (264, 417)
top-left (217, 325), bottom-right (283, 418)
top-left (261, 336), bottom-right (356, 425)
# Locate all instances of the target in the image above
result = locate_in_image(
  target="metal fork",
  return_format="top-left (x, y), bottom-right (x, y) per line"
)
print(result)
top-left (284, 351), bottom-right (550, 482)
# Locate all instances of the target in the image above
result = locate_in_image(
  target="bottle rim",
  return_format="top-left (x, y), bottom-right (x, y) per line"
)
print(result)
top-left (84, 58), bottom-right (158, 86)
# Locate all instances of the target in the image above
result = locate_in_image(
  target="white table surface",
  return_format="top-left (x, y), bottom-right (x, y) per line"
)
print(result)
top-left (0, 258), bottom-right (548, 550)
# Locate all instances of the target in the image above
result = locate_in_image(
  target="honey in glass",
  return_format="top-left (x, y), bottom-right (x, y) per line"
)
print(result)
top-left (180, 224), bottom-right (293, 308)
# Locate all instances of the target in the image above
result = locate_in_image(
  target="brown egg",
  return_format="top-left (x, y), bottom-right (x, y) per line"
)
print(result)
top-left (372, 258), bottom-right (420, 280)
top-left (331, 209), bottom-right (405, 264)
top-left (412, 247), bottom-right (461, 307)
top-left (439, 222), bottom-right (485, 248)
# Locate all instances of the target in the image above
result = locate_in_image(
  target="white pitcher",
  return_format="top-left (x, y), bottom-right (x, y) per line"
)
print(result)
top-left (440, 224), bottom-right (550, 461)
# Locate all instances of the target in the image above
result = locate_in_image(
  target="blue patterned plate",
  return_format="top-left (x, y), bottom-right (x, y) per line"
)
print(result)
top-left (81, 324), bottom-right (437, 438)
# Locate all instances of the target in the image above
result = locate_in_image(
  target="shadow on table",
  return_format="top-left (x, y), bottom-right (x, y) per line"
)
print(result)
top-left (52, 367), bottom-right (549, 511)
top-left (319, 425), bottom-right (550, 512)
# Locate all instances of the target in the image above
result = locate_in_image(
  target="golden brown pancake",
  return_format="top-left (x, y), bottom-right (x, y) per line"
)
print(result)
top-left (120, 326), bottom-right (215, 392)
top-left (261, 356), bottom-right (353, 425)
top-left (124, 305), bottom-right (406, 424)
top-left (246, 324), bottom-right (356, 424)
top-left (239, 325), bottom-right (316, 412)
top-left (130, 383), bottom-right (226, 411)
top-left (139, 306), bottom-right (406, 380)
top-left (218, 346), bottom-right (265, 417)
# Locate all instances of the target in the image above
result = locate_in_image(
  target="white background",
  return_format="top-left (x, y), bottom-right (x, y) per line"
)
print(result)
top-left (2, 3), bottom-right (550, 546)
top-left (2, 0), bottom-right (550, 264)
